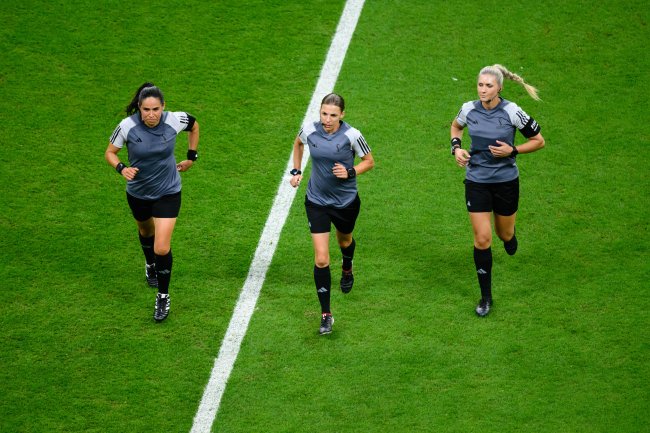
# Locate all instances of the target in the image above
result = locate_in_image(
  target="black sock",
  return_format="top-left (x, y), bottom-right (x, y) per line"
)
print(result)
top-left (473, 247), bottom-right (492, 301)
top-left (314, 265), bottom-right (331, 314)
top-left (139, 234), bottom-right (155, 265)
top-left (504, 227), bottom-right (517, 256)
top-left (340, 238), bottom-right (356, 271)
top-left (155, 250), bottom-right (173, 295)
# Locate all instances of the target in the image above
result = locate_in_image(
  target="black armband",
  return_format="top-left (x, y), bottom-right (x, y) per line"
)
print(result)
top-left (451, 137), bottom-right (462, 155)
top-left (116, 162), bottom-right (126, 174)
top-left (520, 117), bottom-right (541, 138)
top-left (184, 114), bottom-right (197, 131)
top-left (187, 149), bottom-right (198, 161)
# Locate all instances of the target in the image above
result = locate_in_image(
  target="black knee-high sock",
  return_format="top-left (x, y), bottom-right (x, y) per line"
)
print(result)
top-left (473, 247), bottom-right (492, 301)
top-left (139, 234), bottom-right (155, 265)
top-left (314, 265), bottom-right (331, 314)
top-left (155, 250), bottom-right (173, 295)
top-left (340, 238), bottom-right (356, 271)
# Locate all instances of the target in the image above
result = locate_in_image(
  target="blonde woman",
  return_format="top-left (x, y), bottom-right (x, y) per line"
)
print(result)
top-left (450, 65), bottom-right (545, 317)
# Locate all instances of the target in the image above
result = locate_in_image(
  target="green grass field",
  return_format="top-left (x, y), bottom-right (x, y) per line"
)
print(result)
top-left (1, 1), bottom-right (648, 432)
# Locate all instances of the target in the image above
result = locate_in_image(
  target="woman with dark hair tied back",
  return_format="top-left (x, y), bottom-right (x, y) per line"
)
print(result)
top-left (450, 64), bottom-right (545, 317)
top-left (290, 93), bottom-right (375, 335)
top-left (105, 82), bottom-right (200, 322)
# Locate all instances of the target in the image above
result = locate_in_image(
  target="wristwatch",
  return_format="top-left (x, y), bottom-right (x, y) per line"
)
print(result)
top-left (290, 168), bottom-right (302, 176)
top-left (347, 167), bottom-right (357, 179)
top-left (451, 137), bottom-right (461, 155)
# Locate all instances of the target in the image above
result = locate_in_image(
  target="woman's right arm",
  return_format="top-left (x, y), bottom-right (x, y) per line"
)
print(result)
top-left (450, 119), bottom-right (470, 168)
top-left (105, 143), bottom-right (139, 181)
top-left (289, 136), bottom-right (304, 188)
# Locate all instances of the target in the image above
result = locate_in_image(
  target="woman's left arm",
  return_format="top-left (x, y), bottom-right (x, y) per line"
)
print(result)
top-left (517, 132), bottom-right (545, 154)
top-left (354, 152), bottom-right (375, 175)
top-left (332, 152), bottom-right (375, 179)
top-left (491, 132), bottom-right (545, 157)
top-left (177, 120), bottom-right (200, 172)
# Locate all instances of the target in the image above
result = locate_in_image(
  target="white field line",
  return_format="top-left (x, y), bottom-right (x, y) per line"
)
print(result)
top-left (189, 1), bottom-right (365, 432)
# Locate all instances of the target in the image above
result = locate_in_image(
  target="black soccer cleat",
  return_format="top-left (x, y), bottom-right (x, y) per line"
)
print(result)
top-left (340, 268), bottom-right (354, 293)
top-left (475, 298), bottom-right (492, 317)
top-left (154, 293), bottom-right (170, 322)
top-left (145, 263), bottom-right (158, 288)
top-left (319, 313), bottom-right (334, 335)
top-left (504, 228), bottom-right (518, 256)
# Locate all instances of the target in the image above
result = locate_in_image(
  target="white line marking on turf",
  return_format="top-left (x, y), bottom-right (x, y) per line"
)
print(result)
top-left (190, 1), bottom-right (365, 432)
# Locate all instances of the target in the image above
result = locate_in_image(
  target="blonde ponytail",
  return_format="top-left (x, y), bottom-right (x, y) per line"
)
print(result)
top-left (479, 64), bottom-right (541, 101)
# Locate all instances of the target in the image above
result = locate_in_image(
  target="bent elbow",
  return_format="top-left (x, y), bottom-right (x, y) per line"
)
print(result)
top-left (533, 133), bottom-right (545, 150)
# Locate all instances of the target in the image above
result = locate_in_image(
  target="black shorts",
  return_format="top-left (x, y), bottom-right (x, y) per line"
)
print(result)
top-left (305, 195), bottom-right (361, 234)
top-left (464, 178), bottom-right (519, 215)
top-left (126, 191), bottom-right (182, 221)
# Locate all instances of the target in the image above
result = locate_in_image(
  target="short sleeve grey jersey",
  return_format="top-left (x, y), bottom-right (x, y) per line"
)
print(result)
top-left (456, 99), bottom-right (541, 183)
top-left (299, 120), bottom-right (371, 208)
top-left (110, 111), bottom-right (192, 200)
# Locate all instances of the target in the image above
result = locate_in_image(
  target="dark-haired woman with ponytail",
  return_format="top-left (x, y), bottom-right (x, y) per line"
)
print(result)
top-left (105, 82), bottom-right (200, 322)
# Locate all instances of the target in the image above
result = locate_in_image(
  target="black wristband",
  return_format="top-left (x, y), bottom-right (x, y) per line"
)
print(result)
top-left (290, 168), bottom-right (302, 176)
top-left (116, 162), bottom-right (126, 174)
top-left (451, 137), bottom-right (462, 155)
top-left (347, 167), bottom-right (357, 179)
top-left (510, 146), bottom-right (519, 157)
top-left (187, 149), bottom-right (198, 161)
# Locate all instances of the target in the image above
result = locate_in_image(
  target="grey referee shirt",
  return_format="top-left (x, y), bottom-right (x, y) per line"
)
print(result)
top-left (455, 98), bottom-right (541, 183)
top-left (299, 121), bottom-right (371, 208)
top-left (110, 111), bottom-right (192, 200)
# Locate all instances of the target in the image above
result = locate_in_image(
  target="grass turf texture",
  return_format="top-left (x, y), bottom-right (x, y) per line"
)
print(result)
top-left (1, 0), bottom-right (648, 432)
